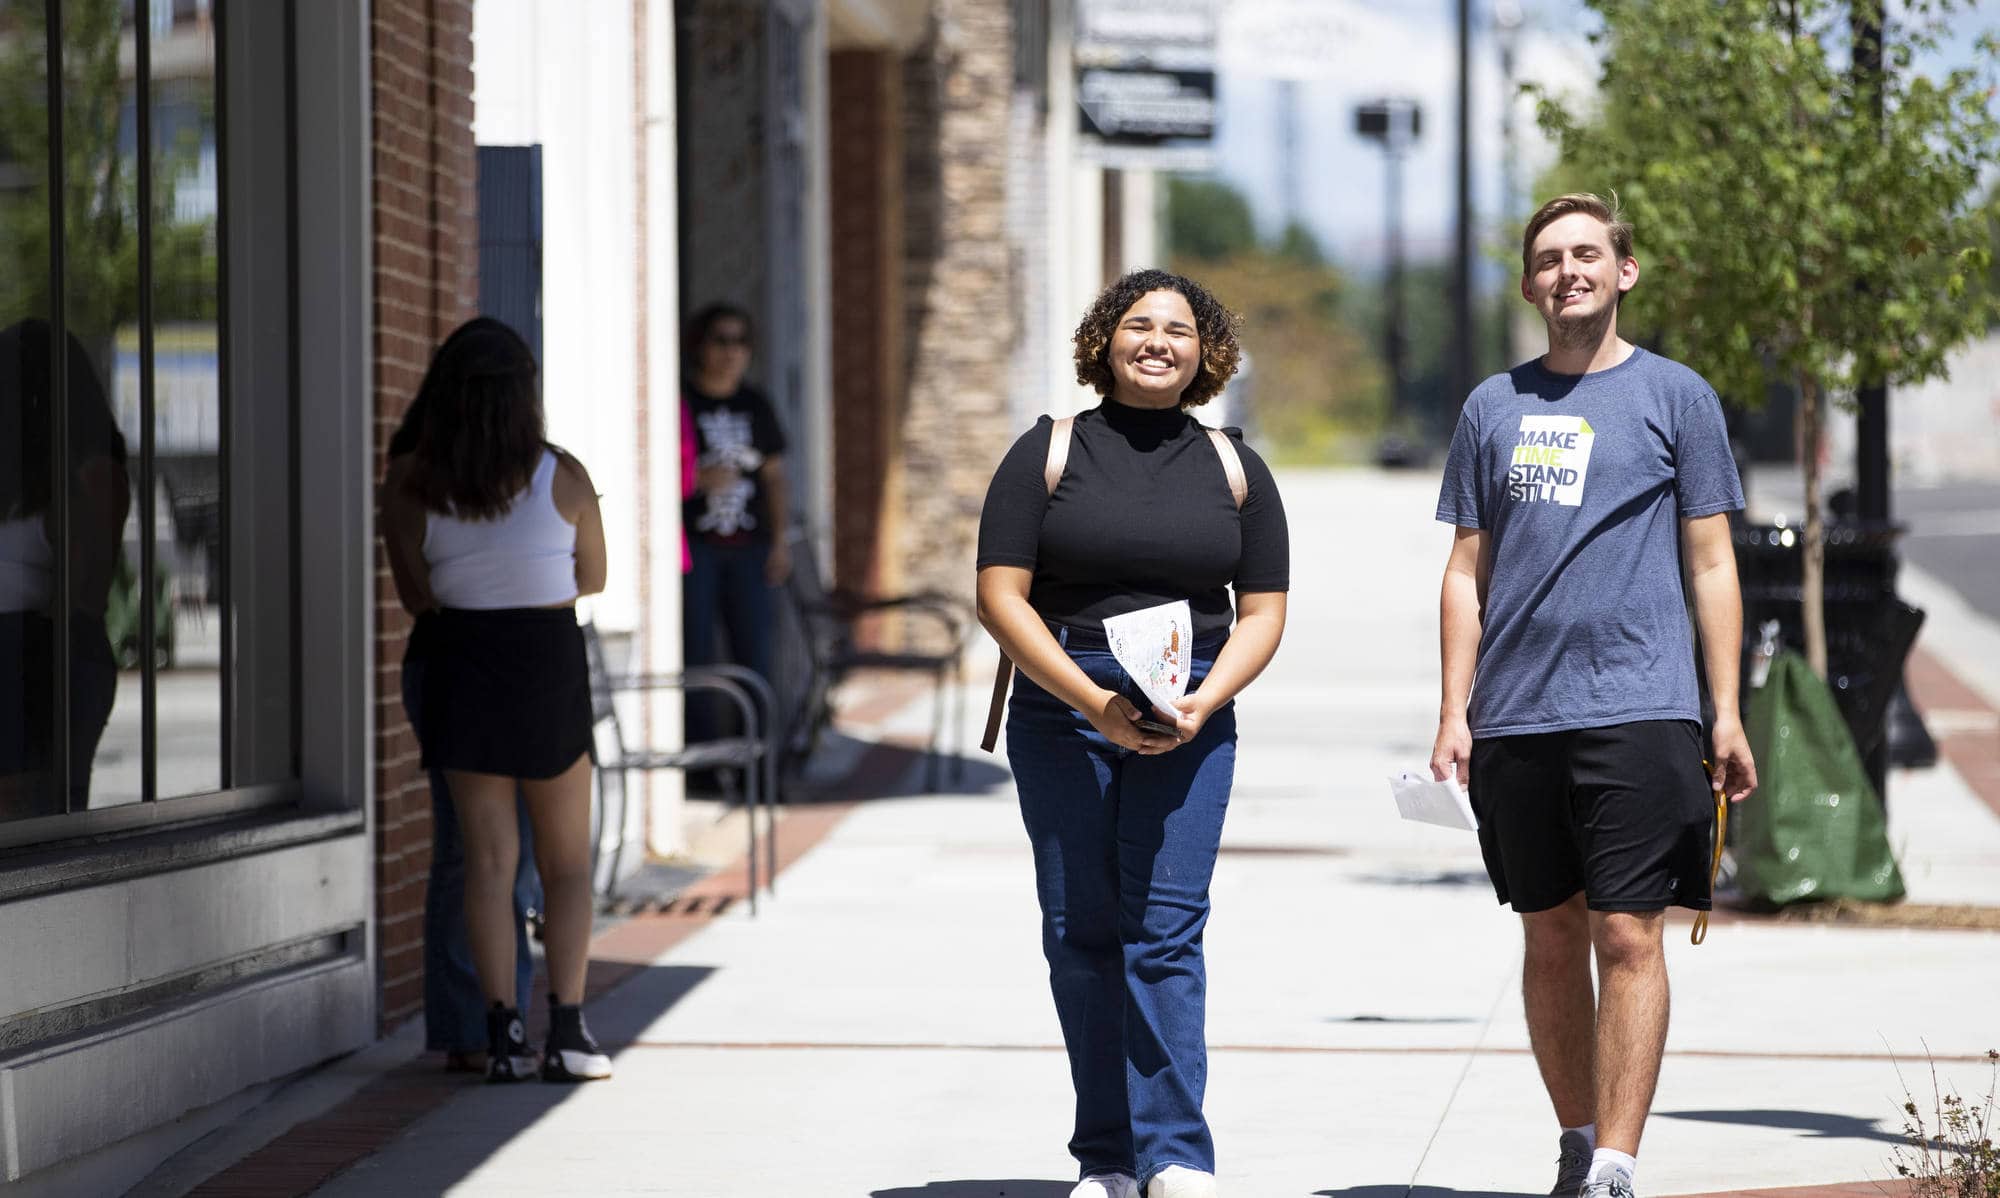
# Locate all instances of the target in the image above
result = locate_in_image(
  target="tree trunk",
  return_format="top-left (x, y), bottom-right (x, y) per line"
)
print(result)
top-left (1799, 373), bottom-right (1828, 679)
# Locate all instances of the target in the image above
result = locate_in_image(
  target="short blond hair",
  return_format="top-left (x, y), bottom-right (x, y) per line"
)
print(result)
top-left (1521, 193), bottom-right (1633, 275)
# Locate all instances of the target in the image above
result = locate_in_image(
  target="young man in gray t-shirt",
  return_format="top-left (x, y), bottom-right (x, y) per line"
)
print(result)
top-left (1431, 194), bottom-right (1758, 1198)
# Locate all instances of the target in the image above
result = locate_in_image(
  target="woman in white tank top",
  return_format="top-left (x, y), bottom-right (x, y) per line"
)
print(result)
top-left (380, 319), bottom-right (612, 1084)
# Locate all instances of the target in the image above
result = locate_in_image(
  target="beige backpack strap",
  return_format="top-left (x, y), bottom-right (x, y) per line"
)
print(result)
top-left (984, 415), bottom-right (1077, 754)
top-left (1043, 415), bottom-right (1075, 495)
top-left (1206, 427), bottom-right (1248, 509)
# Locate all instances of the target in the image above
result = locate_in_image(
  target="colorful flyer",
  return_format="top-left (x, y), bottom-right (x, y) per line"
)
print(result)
top-left (1102, 600), bottom-right (1193, 718)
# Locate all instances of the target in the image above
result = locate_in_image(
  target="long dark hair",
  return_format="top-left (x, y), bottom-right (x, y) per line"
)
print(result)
top-left (400, 318), bottom-right (544, 520)
top-left (0, 318), bottom-right (130, 520)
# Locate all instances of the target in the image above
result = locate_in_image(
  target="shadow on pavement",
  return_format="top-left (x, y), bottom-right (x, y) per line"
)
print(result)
top-left (1657, 1107), bottom-right (1903, 1144)
top-left (578, 962), bottom-right (716, 1048)
top-left (800, 730), bottom-right (1015, 802)
top-left (1315, 1188), bottom-right (1541, 1197)
top-left (1324, 1014), bottom-right (1479, 1025)
top-left (303, 964), bottom-right (717, 1197)
top-left (871, 1183), bottom-right (1074, 1197)
top-left (1351, 868), bottom-right (1494, 889)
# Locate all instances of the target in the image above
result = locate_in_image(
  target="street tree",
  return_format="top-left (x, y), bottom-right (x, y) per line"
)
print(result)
top-left (0, 0), bottom-right (217, 354)
top-left (1531, 0), bottom-right (2000, 677)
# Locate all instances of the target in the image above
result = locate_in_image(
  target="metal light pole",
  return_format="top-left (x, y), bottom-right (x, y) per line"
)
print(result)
top-left (1451, 0), bottom-right (1474, 418)
top-left (1357, 100), bottom-right (1422, 423)
top-left (1852, 1), bottom-right (1889, 525)
top-left (1277, 78), bottom-right (1302, 230)
top-left (1495, 0), bottom-right (1523, 368)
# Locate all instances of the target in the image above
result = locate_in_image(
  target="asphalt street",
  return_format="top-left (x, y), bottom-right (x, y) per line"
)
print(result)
top-left (1896, 481), bottom-right (2000, 624)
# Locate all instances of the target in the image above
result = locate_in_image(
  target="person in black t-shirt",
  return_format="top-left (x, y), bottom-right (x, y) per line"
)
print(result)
top-left (681, 304), bottom-right (791, 751)
top-left (976, 270), bottom-right (1290, 1198)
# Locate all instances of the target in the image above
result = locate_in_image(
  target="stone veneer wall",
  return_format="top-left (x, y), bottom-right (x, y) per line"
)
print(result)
top-left (897, 0), bottom-right (1018, 611)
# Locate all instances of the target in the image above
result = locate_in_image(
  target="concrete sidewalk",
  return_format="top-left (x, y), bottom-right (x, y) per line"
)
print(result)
top-left (162, 469), bottom-right (2000, 1197)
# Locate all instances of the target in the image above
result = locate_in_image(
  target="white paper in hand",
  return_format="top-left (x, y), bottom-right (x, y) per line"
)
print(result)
top-left (1388, 770), bottom-right (1478, 831)
top-left (1102, 600), bottom-right (1193, 718)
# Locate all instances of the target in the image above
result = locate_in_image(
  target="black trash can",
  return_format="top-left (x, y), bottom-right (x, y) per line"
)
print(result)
top-left (1730, 518), bottom-right (1936, 809)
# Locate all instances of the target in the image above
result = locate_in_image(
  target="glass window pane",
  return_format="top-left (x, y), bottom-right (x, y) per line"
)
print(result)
top-left (0, 2), bottom-right (64, 821)
top-left (66, 0), bottom-right (143, 808)
top-left (149, 4), bottom-right (219, 798)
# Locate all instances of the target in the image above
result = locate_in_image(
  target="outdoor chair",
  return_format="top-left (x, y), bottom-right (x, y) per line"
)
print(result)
top-left (581, 622), bottom-right (780, 913)
top-left (779, 526), bottom-right (971, 788)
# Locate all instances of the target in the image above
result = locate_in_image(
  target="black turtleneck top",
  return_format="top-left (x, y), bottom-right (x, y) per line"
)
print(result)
top-left (976, 401), bottom-right (1290, 638)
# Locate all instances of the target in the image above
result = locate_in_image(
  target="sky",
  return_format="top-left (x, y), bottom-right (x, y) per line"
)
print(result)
top-left (1202, 0), bottom-right (2000, 274)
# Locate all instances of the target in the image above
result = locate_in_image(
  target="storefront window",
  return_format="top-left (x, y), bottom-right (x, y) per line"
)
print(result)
top-left (1, 0), bottom-right (230, 826)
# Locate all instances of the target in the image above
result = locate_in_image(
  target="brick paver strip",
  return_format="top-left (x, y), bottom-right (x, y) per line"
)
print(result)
top-left (1907, 645), bottom-right (2000, 823)
top-left (183, 798), bottom-right (861, 1197)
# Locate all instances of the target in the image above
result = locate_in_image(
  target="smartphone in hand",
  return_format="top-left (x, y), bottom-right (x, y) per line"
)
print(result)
top-left (1134, 717), bottom-right (1178, 736)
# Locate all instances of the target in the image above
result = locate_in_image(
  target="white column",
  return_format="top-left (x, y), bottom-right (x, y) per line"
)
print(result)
top-left (642, 0), bottom-right (687, 859)
top-left (803, 4), bottom-right (835, 570)
top-left (1118, 167), bottom-right (1159, 272)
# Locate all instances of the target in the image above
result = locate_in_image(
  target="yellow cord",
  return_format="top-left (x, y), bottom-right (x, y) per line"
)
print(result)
top-left (1691, 767), bottom-right (1727, 945)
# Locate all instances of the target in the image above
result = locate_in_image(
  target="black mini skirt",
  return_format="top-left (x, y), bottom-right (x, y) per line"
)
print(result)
top-left (411, 607), bottom-right (593, 780)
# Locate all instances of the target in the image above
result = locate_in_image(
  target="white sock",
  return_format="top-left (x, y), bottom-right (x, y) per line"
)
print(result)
top-left (1589, 1148), bottom-right (1636, 1183)
top-left (1564, 1122), bottom-right (1598, 1149)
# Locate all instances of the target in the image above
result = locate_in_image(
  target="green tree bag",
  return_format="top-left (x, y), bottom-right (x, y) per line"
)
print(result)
top-left (1737, 650), bottom-right (1906, 907)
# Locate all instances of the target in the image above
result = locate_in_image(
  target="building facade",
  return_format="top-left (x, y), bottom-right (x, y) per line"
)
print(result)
top-left (0, 0), bottom-right (1157, 1188)
top-left (1, 1), bottom-right (377, 1190)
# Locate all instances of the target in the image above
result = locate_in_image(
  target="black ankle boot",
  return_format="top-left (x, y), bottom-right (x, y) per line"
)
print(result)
top-left (541, 998), bottom-right (612, 1082)
top-left (484, 1002), bottom-right (537, 1083)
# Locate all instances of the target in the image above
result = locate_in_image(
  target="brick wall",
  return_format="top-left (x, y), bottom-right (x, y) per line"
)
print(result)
top-left (897, 0), bottom-right (1017, 608)
top-left (370, 0), bottom-right (478, 1034)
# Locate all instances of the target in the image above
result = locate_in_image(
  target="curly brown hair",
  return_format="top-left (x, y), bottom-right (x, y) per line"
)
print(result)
top-left (1072, 269), bottom-right (1242, 409)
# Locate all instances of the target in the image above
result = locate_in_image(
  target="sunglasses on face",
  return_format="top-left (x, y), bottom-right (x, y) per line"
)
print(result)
top-left (706, 334), bottom-right (751, 349)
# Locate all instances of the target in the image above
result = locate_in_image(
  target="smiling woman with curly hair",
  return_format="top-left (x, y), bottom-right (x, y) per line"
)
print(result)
top-left (1071, 268), bottom-right (1242, 409)
top-left (974, 269), bottom-right (1289, 1198)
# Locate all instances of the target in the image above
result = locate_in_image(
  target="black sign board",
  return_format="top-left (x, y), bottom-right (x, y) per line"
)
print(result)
top-left (1078, 68), bottom-right (1217, 142)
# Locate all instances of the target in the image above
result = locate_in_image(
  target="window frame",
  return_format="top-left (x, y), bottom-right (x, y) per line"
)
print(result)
top-left (0, 0), bottom-right (371, 855)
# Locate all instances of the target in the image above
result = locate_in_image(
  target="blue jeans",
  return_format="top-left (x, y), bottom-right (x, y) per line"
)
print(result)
top-left (403, 625), bottom-right (542, 1051)
top-left (683, 538), bottom-right (776, 742)
top-left (1006, 629), bottom-right (1236, 1186)
top-left (422, 771), bottom-right (541, 1047)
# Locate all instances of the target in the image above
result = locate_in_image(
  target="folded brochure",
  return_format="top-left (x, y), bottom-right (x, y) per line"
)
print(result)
top-left (1102, 600), bottom-right (1192, 719)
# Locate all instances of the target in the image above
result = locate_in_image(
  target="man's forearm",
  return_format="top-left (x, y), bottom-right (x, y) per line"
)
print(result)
top-left (1689, 563), bottom-right (1744, 718)
top-left (1439, 571), bottom-right (1481, 720)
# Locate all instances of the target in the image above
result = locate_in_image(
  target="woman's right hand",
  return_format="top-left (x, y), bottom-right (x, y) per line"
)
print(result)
top-left (1085, 688), bottom-right (1182, 755)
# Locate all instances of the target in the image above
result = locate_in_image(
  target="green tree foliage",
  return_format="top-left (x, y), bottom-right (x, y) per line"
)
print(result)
top-left (1165, 176), bottom-right (1259, 263)
top-left (1532, 0), bottom-right (2000, 677)
top-left (0, 0), bottom-right (218, 345)
top-left (1272, 220), bottom-right (1325, 266)
top-left (1165, 178), bottom-right (1387, 462)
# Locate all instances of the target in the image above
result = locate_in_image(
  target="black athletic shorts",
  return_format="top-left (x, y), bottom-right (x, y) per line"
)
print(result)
top-left (1467, 719), bottom-right (1715, 914)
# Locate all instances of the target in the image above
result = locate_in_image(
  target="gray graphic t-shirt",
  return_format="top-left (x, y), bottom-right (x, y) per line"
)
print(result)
top-left (1436, 347), bottom-right (1744, 738)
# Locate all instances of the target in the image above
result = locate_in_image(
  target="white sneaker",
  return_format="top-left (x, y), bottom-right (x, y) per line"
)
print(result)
top-left (1071, 1174), bottom-right (1139, 1198)
top-left (1145, 1165), bottom-right (1217, 1198)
